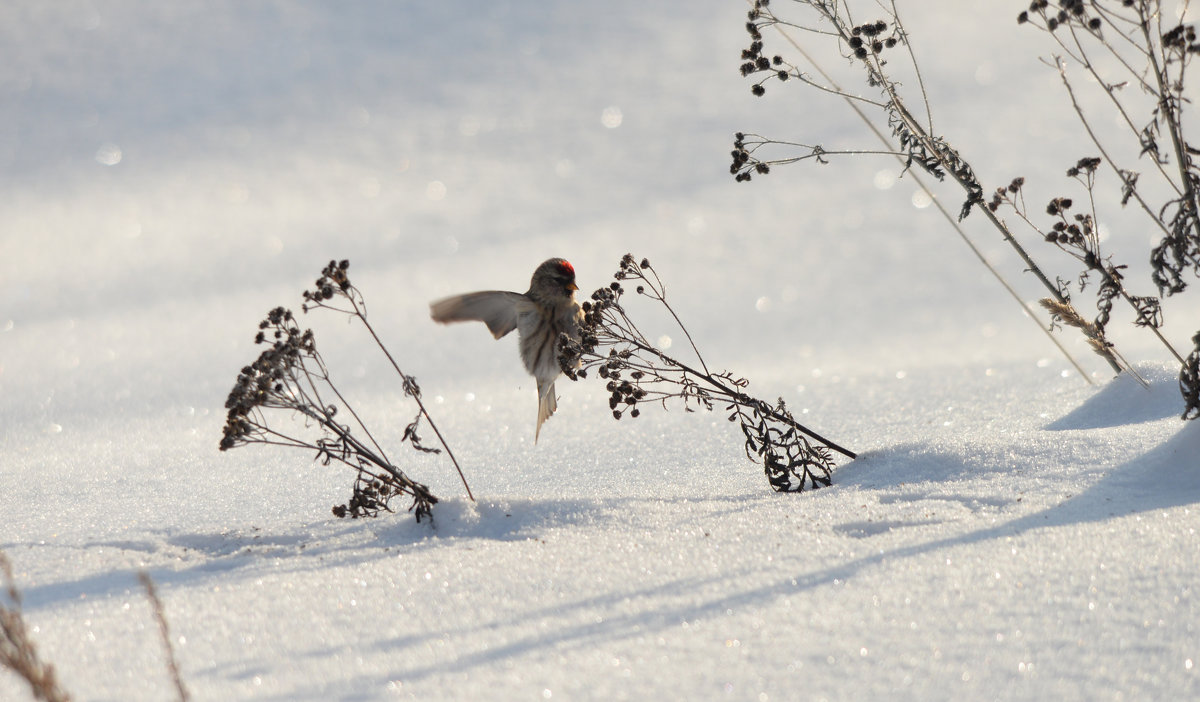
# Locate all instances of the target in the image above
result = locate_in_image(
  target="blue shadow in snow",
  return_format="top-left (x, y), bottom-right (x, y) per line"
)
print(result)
top-left (356, 424), bottom-right (1200, 686)
top-left (5, 494), bottom-right (762, 612)
top-left (1046, 364), bottom-right (1183, 430)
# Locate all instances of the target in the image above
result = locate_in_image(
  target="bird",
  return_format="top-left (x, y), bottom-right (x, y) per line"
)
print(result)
top-left (429, 258), bottom-right (584, 442)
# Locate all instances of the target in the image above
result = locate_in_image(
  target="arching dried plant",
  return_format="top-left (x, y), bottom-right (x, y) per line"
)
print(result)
top-left (221, 261), bottom-right (472, 522)
top-left (559, 255), bottom-right (856, 492)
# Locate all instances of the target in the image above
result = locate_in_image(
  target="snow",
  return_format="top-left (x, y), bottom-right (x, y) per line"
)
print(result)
top-left (2, 1), bottom-right (1198, 700)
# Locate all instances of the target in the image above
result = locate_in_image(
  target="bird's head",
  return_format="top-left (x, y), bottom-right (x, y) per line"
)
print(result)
top-left (530, 257), bottom-right (579, 298)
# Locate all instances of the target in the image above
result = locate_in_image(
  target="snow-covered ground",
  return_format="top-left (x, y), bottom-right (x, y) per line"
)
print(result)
top-left (2, 1), bottom-right (1198, 700)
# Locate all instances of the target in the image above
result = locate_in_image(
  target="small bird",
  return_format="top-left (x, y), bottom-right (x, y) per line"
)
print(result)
top-left (430, 258), bottom-right (584, 441)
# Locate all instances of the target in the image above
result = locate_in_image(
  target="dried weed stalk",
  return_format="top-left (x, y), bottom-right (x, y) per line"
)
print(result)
top-left (733, 0), bottom-right (1200, 417)
top-left (221, 260), bottom-right (472, 522)
top-left (732, 0), bottom-right (1126, 376)
top-left (137, 572), bottom-right (189, 702)
top-left (729, 1), bottom-right (1123, 376)
top-left (1, 551), bottom-right (72, 702)
top-left (1182, 332), bottom-right (1200, 419)
top-left (3, 555), bottom-right (192, 702)
top-left (1014, 0), bottom-right (1199, 414)
top-left (559, 255), bottom-right (856, 492)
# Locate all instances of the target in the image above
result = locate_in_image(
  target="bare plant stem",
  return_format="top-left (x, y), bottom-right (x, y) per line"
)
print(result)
top-left (1060, 25), bottom-right (1182, 194)
top-left (1, 552), bottom-right (73, 702)
top-left (1139, 9), bottom-right (1200, 246)
top-left (628, 266), bottom-right (852, 455)
top-left (298, 403), bottom-right (428, 499)
top-left (1050, 58), bottom-right (1186, 363)
top-left (751, 0), bottom-right (1094, 383)
top-left (302, 261), bottom-right (474, 502)
top-left (873, 50), bottom-right (1108, 366)
top-left (138, 573), bottom-right (190, 702)
top-left (223, 299), bottom-right (445, 522)
top-left (1050, 56), bottom-right (1177, 243)
top-left (618, 328), bottom-right (855, 459)
top-left (739, 1), bottom-right (1128, 375)
top-left (563, 256), bottom-right (855, 492)
top-left (349, 305), bottom-right (473, 502)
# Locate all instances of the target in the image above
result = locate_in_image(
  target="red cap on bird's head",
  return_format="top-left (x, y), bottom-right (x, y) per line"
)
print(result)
top-left (558, 260), bottom-right (577, 291)
top-left (530, 257), bottom-right (579, 294)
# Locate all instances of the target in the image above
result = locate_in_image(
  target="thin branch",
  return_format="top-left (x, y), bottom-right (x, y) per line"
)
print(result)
top-left (889, 0), bottom-right (934, 136)
top-left (561, 255), bottom-right (855, 492)
top-left (346, 308), bottom-right (472, 502)
top-left (137, 573), bottom-right (190, 702)
top-left (302, 261), bottom-right (474, 502)
top-left (222, 303), bottom-right (442, 522)
top-left (1, 551), bottom-right (73, 702)
top-left (740, 0), bottom-right (1098, 382)
top-left (1139, 8), bottom-right (1200, 253)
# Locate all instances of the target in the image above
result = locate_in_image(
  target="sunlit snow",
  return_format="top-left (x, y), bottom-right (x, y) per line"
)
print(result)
top-left (2, 2), bottom-right (1198, 700)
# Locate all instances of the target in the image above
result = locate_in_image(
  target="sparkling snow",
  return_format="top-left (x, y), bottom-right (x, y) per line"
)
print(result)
top-left (2, 2), bottom-right (1198, 700)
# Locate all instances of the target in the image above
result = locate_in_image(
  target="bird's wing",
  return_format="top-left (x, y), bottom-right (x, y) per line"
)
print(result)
top-left (429, 291), bottom-right (526, 339)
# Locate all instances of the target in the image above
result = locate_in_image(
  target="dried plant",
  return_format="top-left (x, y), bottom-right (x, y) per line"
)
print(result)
top-left (1, 551), bottom-right (72, 702)
top-left (3, 556), bottom-right (192, 702)
top-left (1014, 0), bottom-right (1200, 415)
top-left (1018, 2), bottom-right (1200, 295)
top-left (732, 0), bottom-right (1129, 377)
top-left (137, 573), bottom-right (189, 702)
top-left (990, 160), bottom-right (1182, 383)
top-left (221, 260), bottom-right (472, 522)
top-left (732, 0), bottom-right (1200, 417)
top-left (558, 255), bottom-right (856, 492)
top-left (1182, 332), bottom-right (1200, 419)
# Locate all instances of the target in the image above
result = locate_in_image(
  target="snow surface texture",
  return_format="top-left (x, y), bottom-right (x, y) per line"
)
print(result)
top-left (2, 1), bottom-right (1198, 700)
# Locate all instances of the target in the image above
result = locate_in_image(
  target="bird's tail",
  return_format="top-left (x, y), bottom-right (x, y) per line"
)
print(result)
top-left (535, 380), bottom-right (557, 443)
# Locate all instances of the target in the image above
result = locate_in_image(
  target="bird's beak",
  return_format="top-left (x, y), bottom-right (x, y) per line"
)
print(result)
top-left (567, 282), bottom-right (579, 292)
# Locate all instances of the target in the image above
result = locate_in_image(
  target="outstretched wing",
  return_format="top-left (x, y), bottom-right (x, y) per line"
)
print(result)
top-left (429, 291), bottom-right (526, 339)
